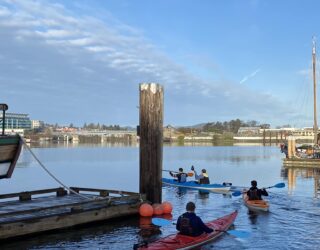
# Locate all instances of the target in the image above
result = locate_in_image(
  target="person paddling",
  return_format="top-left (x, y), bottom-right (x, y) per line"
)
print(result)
top-left (247, 180), bottom-right (268, 200)
top-left (176, 201), bottom-right (213, 236)
top-left (169, 168), bottom-right (187, 183)
top-left (191, 166), bottom-right (210, 184)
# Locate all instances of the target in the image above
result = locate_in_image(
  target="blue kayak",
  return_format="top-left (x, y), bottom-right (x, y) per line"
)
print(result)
top-left (162, 178), bottom-right (231, 193)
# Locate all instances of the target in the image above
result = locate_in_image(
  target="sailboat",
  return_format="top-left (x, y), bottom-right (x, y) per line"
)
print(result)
top-left (282, 38), bottom-right (320, 166)
top-left (0, 104), bottom-right (22, 178)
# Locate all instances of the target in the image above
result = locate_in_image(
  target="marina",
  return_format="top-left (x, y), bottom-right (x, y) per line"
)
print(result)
top-left (0, 143), bottom-right (318, 250)
top-left (1, 1), bottom-right (320, 249)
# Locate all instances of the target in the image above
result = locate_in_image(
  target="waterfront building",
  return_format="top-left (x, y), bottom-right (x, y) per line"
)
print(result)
top-left (237, 127), bottom-right (261, 135)
top-left (0, 113), bottom-right (32, 130)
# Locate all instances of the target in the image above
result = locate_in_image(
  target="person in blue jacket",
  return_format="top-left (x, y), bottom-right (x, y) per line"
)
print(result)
top-left (169, 168), bottom-right (187, 183)
top-left (176, 202), bottom-right (213, 236)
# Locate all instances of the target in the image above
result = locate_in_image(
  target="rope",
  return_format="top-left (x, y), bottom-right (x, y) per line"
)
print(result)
top-left (22, 139), bottom-right (92, 200)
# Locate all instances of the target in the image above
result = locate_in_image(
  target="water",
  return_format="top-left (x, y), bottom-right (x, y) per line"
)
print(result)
top-left (1, 143), bottom-right (320, 250)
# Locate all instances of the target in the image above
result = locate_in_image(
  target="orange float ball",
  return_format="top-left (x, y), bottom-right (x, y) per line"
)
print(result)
top-left (161, 201), bottom-right (173, 214)
top-left (152, 203), bottom-right (164, 215)
top-left (139, 203), bottom-right (153, 217)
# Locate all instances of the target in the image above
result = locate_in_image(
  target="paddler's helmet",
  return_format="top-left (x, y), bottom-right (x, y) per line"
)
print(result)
top-left (179, 168), bottom-right (183, 172)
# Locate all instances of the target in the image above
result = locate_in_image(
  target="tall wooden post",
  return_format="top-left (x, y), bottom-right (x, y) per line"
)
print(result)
top-left (287, 136), bottom-right (296, 159)
top-left (313, 38), bottom-right (318, 145)
top-left (139, 83), bottom-right (163, 203)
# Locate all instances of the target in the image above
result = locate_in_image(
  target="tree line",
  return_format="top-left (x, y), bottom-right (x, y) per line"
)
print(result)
top-left (82, 123), bottom-right (122, 130)
top-left (177, 119), bottom-right (272, 134)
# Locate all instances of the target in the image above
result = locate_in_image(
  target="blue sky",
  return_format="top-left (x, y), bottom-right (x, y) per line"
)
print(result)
top-left (0, 0), bottom-right (319, 127)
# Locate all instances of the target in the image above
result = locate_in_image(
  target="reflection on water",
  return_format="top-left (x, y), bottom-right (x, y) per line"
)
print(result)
top-left (282, 166), bottom-right (320, 198)
top-left (2, 144), bottom-right (320, 249)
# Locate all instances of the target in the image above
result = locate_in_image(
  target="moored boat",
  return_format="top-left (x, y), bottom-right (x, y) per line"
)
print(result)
top-left (162, 178), bottom-right (231, 193)
top-left (0, 103), bottom-right (23, 179)
top-left (136, 210), bottom-right (238, 250)
top-left (243, 192), bottom-right (269, 212)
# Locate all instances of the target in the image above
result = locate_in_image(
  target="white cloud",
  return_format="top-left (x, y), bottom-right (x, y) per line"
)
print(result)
top-left (240, 68), bottom-right (261, 84)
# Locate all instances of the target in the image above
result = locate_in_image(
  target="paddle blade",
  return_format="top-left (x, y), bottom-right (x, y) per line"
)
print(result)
top-left (152, 218), bottom-right (171, 226)
top-left (266, 182), bottom-right (286, 189)
top-left (274, 182), bottom-right (285, 188)
top-left (227, 230), bottom-right (250, 238)
top-left (232, 191), bottom-right (242, 197)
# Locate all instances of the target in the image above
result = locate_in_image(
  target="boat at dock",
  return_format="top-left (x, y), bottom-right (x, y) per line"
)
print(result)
top-left (162, 178), bottom-right (231, 193)
top-left (0, 104), bottom-right (23, 179)
top-left (0, 103), bottom-right (146, 241)
top-left (136, 210), bottom-right (238, 250)
top-left (0, 134), bottom-right (22, 179)
top-left (282, 38), bottom-right (320, 166)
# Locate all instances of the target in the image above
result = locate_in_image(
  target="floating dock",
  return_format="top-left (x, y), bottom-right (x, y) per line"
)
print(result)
top-left (0, 187), bottom-right (145, 240)
top-left (283, 158), bottom-right (320, 167)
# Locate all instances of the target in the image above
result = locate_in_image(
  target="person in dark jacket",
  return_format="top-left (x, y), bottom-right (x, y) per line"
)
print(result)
top-left (191, 166), bottom-right (210, 184)
top-left (247, 180), bottom-right (268, 200)
top-left (170, 168), bottom-right (187, 183)
top-left (176, 202), bottom-right (213, 236)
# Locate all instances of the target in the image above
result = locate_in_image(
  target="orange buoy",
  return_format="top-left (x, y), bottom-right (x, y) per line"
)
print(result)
top-left (152, 203), bottom-right (164, 215)
top-left (139, 203), bottom-right (153, 217)
top-left (161, 201), bottom-right (173, 214)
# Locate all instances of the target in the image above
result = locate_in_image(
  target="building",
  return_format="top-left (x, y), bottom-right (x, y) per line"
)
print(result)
top-left (0, 113), bottom-right (32, 130)
top-left (237, 127), bottom-right (261, 135)
top-left (31, 120), bottom-right (44, 129)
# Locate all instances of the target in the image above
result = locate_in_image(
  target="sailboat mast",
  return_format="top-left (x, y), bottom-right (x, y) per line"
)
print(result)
top-left (313, 38), bottom-right (318, 145)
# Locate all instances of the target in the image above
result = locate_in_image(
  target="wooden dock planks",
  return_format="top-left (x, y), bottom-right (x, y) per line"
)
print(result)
top-left (0, 187), bottom-right (145, 240)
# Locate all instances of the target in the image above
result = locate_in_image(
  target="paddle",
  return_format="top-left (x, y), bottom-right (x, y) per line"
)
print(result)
top-left (163, 169), bottom-right (194, 177)
top-left (232, 182), bottom-right (286, 197)
top-left (151, 218), bottom-right (250, 238)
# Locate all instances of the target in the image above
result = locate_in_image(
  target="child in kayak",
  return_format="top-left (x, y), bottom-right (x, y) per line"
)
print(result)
top-left (247, 180), bottom-right (268, 200)
top-left (169, 168), bottom-right (187, 183)
top-left (191, 166), bottom-right (210, 184)
top-left (176, 201), bottom-right (213, 236)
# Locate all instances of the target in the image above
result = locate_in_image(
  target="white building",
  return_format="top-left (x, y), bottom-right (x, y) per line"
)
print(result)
top-left (31, 120), bottom-right (44, 129)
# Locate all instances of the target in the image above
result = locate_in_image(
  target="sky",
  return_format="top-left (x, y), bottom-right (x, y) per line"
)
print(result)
top-left (0, 0), bottom-right (320, 128)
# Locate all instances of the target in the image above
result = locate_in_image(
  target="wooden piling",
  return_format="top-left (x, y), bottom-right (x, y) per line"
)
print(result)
top-left (269, 131), bottom-right (272, 144)
top-left (287, 136), bottom-right (296, 159)
top-left (139, 83), bottom-right (163, 203)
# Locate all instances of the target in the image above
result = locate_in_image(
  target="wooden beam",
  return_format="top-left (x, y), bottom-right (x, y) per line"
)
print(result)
top-left (0, 202), bottom-right (141, 240)
top-left (0, 187), bottom-right (67, 200)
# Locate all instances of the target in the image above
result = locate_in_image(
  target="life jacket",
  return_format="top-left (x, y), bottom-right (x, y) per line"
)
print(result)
top-left (179, 215), bottom-right (193, 236)
top-left (199, 172), bottom-right (210, 184)
top-left (248, 188), bottom-right (261, 200)
top-left (179, 173), bottom-right (187, 183)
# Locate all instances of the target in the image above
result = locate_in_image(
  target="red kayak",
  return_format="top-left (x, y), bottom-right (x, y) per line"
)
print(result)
top-left (137, 210), bottom-right (238, 250)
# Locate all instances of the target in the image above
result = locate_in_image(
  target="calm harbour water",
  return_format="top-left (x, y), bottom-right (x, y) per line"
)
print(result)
top-left (1, 142), bottom-right (320, 250)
